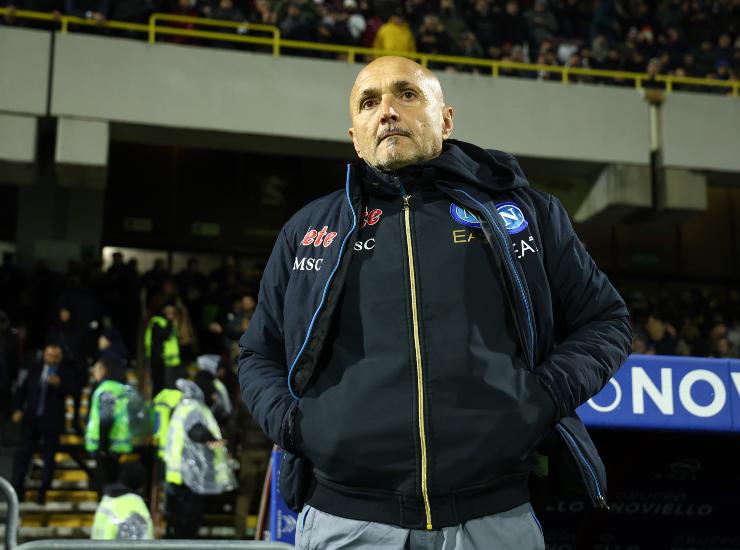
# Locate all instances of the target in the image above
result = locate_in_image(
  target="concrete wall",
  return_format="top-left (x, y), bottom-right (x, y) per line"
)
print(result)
top-left (0, 27), bottom-right (50, 116)
top-left (661, 92), bottom-right (740, 173)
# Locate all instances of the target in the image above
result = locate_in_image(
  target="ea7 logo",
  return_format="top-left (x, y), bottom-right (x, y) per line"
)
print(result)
top-left (293, 257), bottom-right (323, 271)
top-left (301, 226), bottom-right (337, 248)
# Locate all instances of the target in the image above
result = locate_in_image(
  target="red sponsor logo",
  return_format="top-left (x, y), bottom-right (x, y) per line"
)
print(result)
top-left (361, 208), bottom-right (383, 229)
top-left (301, 226), bottom-right (338, 248)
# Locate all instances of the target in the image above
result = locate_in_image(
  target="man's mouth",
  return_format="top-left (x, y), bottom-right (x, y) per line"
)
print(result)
top-left (377, 130), bottom-right (411, 144)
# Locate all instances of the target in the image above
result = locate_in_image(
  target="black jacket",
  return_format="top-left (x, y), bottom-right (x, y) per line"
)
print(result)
top-left (238, 140), bottom-right (631, 528)
top-left (14, 360), bottom-right (75, 436)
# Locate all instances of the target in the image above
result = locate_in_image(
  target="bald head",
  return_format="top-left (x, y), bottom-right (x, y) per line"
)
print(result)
top-left (348, 56), bottom-right (454, 171)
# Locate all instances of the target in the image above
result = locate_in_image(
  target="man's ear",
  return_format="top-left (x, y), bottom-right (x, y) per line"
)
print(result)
top-left (441, 106), bottom-right (454, 140)
top-left (348, 128), bottom-right (363, 159)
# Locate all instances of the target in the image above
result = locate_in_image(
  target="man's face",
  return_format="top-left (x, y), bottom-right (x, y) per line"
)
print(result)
top-left (163, 305), bottom-right (177, 321)
top-left (43, 345), bottom-right (63, 365)
top-left (348, 57), bottom-right (453, 172)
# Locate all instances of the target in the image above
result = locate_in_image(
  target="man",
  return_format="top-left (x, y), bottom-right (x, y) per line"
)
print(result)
top-left (372, 9), bottom-right (416, 54)
top-left (238, 56), bottom-right (631, 549)
top-left (85, 356), bottom-right (132, 496)
top-left (144, 302), bottom-right (183, 395)
top-left (11, 343), bottom-right (72, 504)
top-left (91, 461), bottom-right (154, 540)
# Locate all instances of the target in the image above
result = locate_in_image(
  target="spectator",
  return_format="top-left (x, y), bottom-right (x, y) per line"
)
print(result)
top-left (438, 0), bottom-right (469, 43)
top-left (372, 9), bottom-right (415, 54)
top-left (644, 312), bottom-right (678, 355)
top-left (109, 0), bottom-right (155, 23)
top-left (98, 326), bottom-right (129, 363)
top-left (317, 3), bottom-right (354, 49)
top-left (498, 0), bottom-right (528, 48)
top-left (343, 0), bottom-right (366, 44)
top-left (455, 30), bottom-right (484, 69)
top-left (11, 344), bottom-right (73, 504)
top-left (45, 303), bottom-right (90, 435)
top-left (276, 0), bottom-right (318, 42)
top-left (64, 0), bottom-right (107, 23)
top-left (525, 0), bottom-right (559, 53)
top-left (464, 0), bottom-right (498, 52)
top-left (415, 13), bottom-right (454, 62)
top-left (209, 0), bottom-right (244, 23)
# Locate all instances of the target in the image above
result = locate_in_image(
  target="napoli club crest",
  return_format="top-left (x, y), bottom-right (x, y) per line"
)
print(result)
top-left (449, 204), bottom-right (481, 228)
top-left (496, 202), bottom-right (528, 235)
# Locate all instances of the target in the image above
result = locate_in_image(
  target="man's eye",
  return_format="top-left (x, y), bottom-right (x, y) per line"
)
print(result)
top-left (361, 99), bottom-right (377, 110)
top-left (402, 91), bottom-right (417, 99)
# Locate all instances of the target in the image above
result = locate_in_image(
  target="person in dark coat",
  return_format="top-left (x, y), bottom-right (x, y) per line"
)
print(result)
top-left (11, 343), bottom-right (74, 504)
top-left (46, 304), bottom-right (91, 434)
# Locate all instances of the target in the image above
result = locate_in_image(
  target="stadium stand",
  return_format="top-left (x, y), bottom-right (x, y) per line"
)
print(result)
top-left (0, 0), bottom-right (738, 94)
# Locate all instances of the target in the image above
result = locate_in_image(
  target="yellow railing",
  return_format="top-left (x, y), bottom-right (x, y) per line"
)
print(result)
top-left (147, 13), bottom-right (280, 56)
top-left (1, 7), bottom-right (738, 97)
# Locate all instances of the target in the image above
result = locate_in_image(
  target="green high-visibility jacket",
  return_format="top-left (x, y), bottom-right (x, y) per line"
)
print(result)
top-left (152, 388), bottom-right (183, 459)
top-left (164, 399), bottom-right (229, 490)
top-left (85, 380), bottom-right (132, 454)
top-left (91, 493), bottom-right (154, 540)
top-left (144, 316), bottom-right (181, 367)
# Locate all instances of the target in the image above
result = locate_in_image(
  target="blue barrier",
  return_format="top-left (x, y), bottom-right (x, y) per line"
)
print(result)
top-left (577, 355), bottom-right (740, 432)
top-left (268, 450), bottom-right (298, 545)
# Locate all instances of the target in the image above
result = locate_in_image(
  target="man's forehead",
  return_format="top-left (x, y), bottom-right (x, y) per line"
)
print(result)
top-left (350, 58), bottom-right (441, 98)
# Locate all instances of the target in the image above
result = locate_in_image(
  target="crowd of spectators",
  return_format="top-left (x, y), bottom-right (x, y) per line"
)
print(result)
top-left (627, 286), bottom-right (740, 358)
top-left (0, 251), bottom-right (262, 433)
top-left (2, 0), bottom-right (738, 91)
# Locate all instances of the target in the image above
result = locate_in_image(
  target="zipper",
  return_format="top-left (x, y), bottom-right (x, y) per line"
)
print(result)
top-left (451, 190), bottom-right (536, 368)
top-left (401, 193), bottom-right (433, 530)
top-left (554, 424), bottom-right (608, 509)
top-left (287, 165), bottom-right (358, 399)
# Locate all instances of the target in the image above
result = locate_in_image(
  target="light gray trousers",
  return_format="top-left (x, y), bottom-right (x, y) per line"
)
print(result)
top-left (295, 503), bottom-right (545, 550)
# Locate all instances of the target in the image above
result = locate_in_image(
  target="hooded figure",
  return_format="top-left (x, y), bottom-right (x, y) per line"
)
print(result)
top-left (164, 379), bottom-right (235, 495)
top-left (163, 379), bottom-right (236, 538)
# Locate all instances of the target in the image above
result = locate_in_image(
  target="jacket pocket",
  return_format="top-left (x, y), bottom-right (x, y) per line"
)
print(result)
top-left (278, 450), bottom-right (312, 512)
top-left (549, 413), bottom-right (608, 508)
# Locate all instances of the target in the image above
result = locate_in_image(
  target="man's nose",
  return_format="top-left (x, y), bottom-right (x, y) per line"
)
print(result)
top-left (379, 96), bottom-right (400, 125)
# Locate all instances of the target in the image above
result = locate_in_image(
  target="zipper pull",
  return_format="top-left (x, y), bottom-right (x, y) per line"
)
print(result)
top-left (402, 194), bottom-right (411, 210)
top-left (598, 495), bottom-right (609, 510)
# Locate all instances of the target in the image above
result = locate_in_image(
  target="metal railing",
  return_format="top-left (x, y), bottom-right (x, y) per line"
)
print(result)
top-left (15, 542), bottom-right (294, 549)
top-left (1, 7), bottom-right (738, 97)
top-left (0, 476), bottom-right (20, 550)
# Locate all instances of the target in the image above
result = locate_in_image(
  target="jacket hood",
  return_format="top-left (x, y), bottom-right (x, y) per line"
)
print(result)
top-left (176, 379), bottom-right (205, 403)
top-left (361, 139), bottom-right (529, 196)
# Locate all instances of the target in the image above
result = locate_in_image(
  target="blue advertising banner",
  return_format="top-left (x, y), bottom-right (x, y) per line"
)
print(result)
top-left (577, 355), bottom-right (740, 432)
top-left (268, 449), bottom-right (298, 544)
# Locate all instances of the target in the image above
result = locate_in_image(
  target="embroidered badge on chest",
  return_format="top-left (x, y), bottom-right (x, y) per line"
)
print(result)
top-left (495, 202), bottom-right (528, 235)
top-left (449, 203), bottom-right (481, 229)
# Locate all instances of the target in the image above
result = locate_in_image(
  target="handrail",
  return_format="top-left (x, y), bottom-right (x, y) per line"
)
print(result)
top-left (147, 14), bottom-right (280, 56)
top-left (1, 7), bottom-right (738, 97)
top-left (15, 542), bottom-right (294, 549)
top-left (0, 476), bottom-right (20, 550)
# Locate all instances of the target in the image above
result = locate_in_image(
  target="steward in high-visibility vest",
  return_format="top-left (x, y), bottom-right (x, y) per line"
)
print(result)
top-left (85, 357), bottom-right (134, 495)
top-left (163, 379), bottom-right (236, 538)
top-left (152, 388), bottom-right (183, 459)
top-left (164, 379), bottom-right (234, 492)
top-left (85, 378), bottom-right (132, 455)
top-left (144, 303), bottom-right (182, 395)
top-left (91, 461), bottom-right (153, 540)
top-left (85, 357), bottom-right (133, 454)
